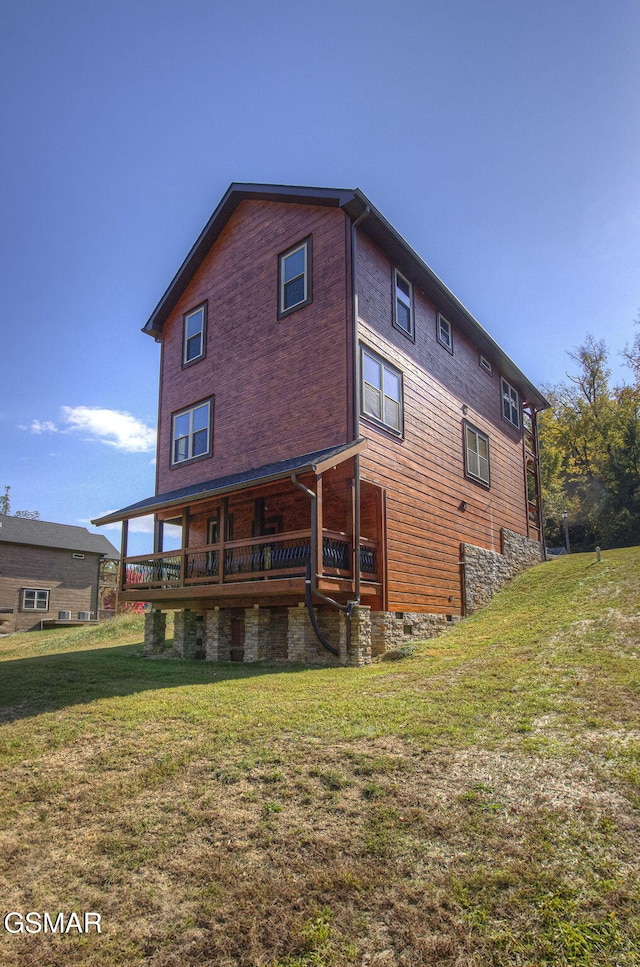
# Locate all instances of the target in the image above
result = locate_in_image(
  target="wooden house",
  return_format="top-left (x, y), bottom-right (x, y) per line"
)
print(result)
top-left (0, 515), bottom-right (119, 633)
top-left (93, 184), bottom-right (547, 664)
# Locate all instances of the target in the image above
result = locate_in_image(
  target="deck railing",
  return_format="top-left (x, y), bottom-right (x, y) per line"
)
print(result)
top-left (123, 528), bottom-right (378, 591)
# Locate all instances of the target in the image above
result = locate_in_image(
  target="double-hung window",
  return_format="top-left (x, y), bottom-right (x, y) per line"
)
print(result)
top-left (171, 400), bottom-right (212, 465)
top-left (279, 238), bottom-right (312, 316)
top-left (22, 588), bottom-right (49, 611)
top-left (437, 313), bottom-right (453, 353)
top-left (182, 303), bottom-right (207, 366)
top-left (464, 423), bottom-right (490, 487)
top-left (393, 269), bottom-right (414, 338)
top-left (361, 346), bottom-right (403, 435)
top-left (501, 377), bottom-right (520, 429)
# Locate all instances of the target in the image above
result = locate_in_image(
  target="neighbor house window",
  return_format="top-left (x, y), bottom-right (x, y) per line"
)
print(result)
top-left (278, 238), bottom-right (312, 316)
top-left (171, 400), bottom-right (212, 465)
top-left (182, 303), bottom-right (207, 366)
top-left (464, 423), bottom-right (490, 486)
top-left (361, 346), bottom-right (403, 435)
top-left (393, 269), bottom-right (414, 338)
top-left (437, 313), bottom-right (453, 353)
top-left (501, 378), bottom-right (520, 429)
top-left (21, 588), bottom-right (49, 611)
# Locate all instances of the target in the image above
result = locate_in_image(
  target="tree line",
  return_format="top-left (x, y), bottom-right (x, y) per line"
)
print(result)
top-left (539, 320), bottom-right (640, 550)
top-left (0, 486), bottom-right (40, 520)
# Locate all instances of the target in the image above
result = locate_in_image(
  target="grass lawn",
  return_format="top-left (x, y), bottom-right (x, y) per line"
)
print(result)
top-left (0, 548), bottom-right (638, 966)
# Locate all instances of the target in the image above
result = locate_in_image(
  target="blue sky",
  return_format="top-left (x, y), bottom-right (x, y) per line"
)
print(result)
top-left (1, 0), bottom-right (639, 554)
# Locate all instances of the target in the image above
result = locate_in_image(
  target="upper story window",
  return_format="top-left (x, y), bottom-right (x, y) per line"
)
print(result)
top-left (278, 238), bottom-right (312, 317)
top-left (464, 422), bottom-right (490, 487)
top-left (171, 399), bottom-right (212, 466)
top-left (501, 377), bottom-right (520, 429)
top-left (361, 345), bottom-right (403, 436)
top-left (393, 269), bottom-right (414, 338)
top-left (182, 303), bottom-right (207, 366)
top-left (437, 313), bottom-right (453, 353)
top-left (22, 588), bottom-right (49, 611)
top-left (479, 354), bottom-right (493, 375)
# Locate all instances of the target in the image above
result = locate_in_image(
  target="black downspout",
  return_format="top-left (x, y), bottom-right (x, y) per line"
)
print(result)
top-left (351, 206), bottom-right (370, 604)
top-left (288, 204), bottom-right (371, 658)
top-left (291, 474), bottom-right (354, 657)
top-left (304, 564), bottom-right (340, 657)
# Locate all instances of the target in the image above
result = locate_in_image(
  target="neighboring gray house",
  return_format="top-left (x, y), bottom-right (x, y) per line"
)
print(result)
top-left (0, 515), bottom-right (119, 633)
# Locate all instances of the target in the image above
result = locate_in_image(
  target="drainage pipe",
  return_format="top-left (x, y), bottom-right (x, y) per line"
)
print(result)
top-left (291, 474), bottom-right (356, 657)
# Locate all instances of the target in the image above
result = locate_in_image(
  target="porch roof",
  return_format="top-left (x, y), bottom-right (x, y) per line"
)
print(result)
top-left (92, 440), bottom-right (365, 527)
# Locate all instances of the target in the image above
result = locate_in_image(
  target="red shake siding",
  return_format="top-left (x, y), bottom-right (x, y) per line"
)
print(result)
top-left (156, 201), bottom-right (350, 495)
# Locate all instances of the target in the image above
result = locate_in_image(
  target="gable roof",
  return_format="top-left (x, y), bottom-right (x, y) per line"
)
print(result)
top-left (142, 182), bottom-right (548, 410)
top-left (0, 515), bottom-right (119, 558)
top-left (92, 440), bottom-right (365, 526)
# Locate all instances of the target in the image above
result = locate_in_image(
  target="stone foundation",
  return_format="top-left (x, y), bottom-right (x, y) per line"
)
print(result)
top-left (370, 611), bottom-right (459, 656)
top-left (144, 528), bottom-right (543, 663)
top-left (173, 609), bottom-right (200, 658)
top-left (287, 603), bottom-right (370, 666)
top-left (144, 610), bottom-right (169, 656)
top-left (462, 527), bottom-right (544, 614)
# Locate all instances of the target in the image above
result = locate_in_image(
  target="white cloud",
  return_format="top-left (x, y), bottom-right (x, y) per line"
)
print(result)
top-left (88, 515), bottom-right (156, 535)
top-left (25, 406), bottom-right (156, 453)
top-left (29, 419), bottom-right (58, 434)
top-left (62, 406), bottom-right (156, 452)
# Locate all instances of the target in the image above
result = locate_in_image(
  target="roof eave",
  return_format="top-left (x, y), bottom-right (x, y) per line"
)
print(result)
top-left (142, 181), bottom-right (548, 409)
top-left (143, 183), bottom-right (357, 339)
top-left (91, 440), bottom-right (366, 528)
top-left (349, 190), bottom-right (549, 410)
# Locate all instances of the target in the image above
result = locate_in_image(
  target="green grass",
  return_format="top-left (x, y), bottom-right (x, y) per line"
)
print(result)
top-left (0, 548), bottom-right (639, 965)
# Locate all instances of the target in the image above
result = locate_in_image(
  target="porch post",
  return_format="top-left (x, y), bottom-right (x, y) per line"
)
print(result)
top-left (119, 519), bottom-right (128, 592)
top-left (315, 473), bottom-right (323, 578)
top-left (218, 498), bottom-right (227, 584)
top-left (153, 518), bottom-right (164, 554)
top-left (353, 454), bottom-right (361, 598)
top-left (180, 508), bottom-right (190, 587)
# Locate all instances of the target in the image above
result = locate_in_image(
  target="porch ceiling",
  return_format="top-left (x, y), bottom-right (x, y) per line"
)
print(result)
top-left (92, 440), bottom-right (366, 527)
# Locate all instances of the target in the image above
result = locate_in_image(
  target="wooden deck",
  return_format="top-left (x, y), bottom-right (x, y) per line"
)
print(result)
top-left (120, 528), bottom-right (380, 606)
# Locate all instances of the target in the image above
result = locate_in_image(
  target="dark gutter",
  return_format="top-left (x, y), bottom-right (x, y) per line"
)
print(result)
top-left (142, 182), bottom-right (548, 410)
top-left (91, 440), bottom-right (366, 527)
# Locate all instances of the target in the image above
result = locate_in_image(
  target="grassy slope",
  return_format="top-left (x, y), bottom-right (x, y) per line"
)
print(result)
top-left (0, 549), bottom-right (638, 966)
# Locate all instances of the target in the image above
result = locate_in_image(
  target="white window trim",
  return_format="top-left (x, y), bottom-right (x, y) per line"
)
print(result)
top-left (464, 423), bottom-right (491, 487)
top-left (360, 345), bottom-right (404, 436)
top-left (182, 303), bottom-right (207, 366)
top-left (479, 354), bottom-right (493, 375)
top-left (393, 269), bottom-right (414, 338)
top-left (279, 238), bottom-right (311, 317)
top-left (437, 313), bottom-right (453, 353)
top-left (171, 400), bottom-right (212, 466)
top-left (501, 377), bottom-right (521, 429)
top-left (21, 588), bottom-right (50, 611)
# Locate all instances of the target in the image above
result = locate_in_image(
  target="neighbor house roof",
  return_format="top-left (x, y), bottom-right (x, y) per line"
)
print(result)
top-left (142, 182), bottom-right (548, 411)
top-left (0, 515), bottom-right (119, 558)
top-left (92, 440), bottom-right (365, 527)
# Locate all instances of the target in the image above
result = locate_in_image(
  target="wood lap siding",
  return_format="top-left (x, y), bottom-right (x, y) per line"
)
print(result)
top-left (0, 544), bottom-right (101, 632)
top-left (357, 232), bottom-right (529, 615)
top-left (156, 201), bottom-right (350, 495)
